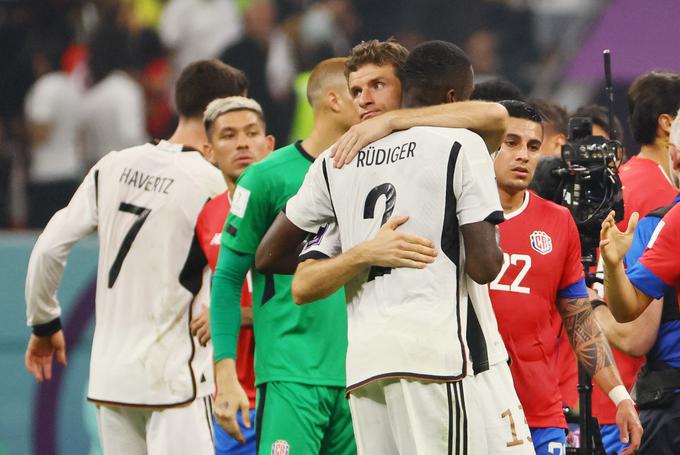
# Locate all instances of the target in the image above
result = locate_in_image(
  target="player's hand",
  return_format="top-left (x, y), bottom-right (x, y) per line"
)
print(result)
top-left (190, 305), bottom-right (210, 346)
top-left (214, 380), bottom-right (251, 443)
top-left (600, 210), bottom-right (638, 267)
top-left (357, 215), bottom-right (437, 269)
top-left (616, 399), bottom-right (642, 454)
top-left (25, 330), bottom-right (67, 382)
top-left (331, 111), bottom-right (396, 168)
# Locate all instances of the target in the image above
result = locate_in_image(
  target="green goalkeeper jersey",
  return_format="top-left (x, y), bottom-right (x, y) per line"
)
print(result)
top-left (222, 141), bottom-right (347, 387)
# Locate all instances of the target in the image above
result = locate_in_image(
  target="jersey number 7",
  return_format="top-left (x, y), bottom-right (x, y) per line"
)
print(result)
top-left (108, 202), bottom-right (152, 288)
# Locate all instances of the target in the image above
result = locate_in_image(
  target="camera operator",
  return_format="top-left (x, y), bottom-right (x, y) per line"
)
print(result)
top-left (594, 111), bottom-right (680, 454)
top-left (488, 100), bottom-right (642, 455)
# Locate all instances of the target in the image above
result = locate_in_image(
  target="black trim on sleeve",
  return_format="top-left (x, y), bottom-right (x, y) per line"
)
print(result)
top-left (225, 223), bottom-right (238, 237)
top-left (442, 141), bottom-right (461, 267)
top-left (32, 318), bottom-right (62, 337)
top-left (321, 160), bottom-right (338, 223)
top-left (294, 140), bottom-right (315, 162)
top-left (94, 170), bottom-right (99, 208)
top-left (484, 210), bottom-right (505, 225)
top-left (179, 230), bottom-right (208, 296)
top-left (298, 250), bottom-right (330, 262)
top-left (466, 297), bottom-right (489, 375)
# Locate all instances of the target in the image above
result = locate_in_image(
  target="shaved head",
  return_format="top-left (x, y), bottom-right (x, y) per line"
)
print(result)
top-left (307, 57), bottom-right (350, 110)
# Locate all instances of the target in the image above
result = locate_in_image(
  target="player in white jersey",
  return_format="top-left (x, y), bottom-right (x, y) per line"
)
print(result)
top-left (284, 41), bottom-right (517, 454)
top-left (24, 60), bottom-right (248, 455)
top-left (257, 40), bottom-right (532, 454)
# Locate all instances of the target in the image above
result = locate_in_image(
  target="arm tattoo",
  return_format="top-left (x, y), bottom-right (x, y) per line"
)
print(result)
top-left (558, 297), bottom-right (615, 377)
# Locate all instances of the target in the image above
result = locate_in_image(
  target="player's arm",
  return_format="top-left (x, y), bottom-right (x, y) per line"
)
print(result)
top-left (211, 245), bottom-right (252, 442)
top-left (332, 101), bottom-right (508, 167)
top-left (257, 154), bottom-right (336, 274)
top-left (600, 211), bottom-right (653, 322)
top-left (557, 294), bottom-right (642, 450)
top-left (593, 299), bottom-right (662, 357)
top-left (25, 162), bottom-right (100, 381)
top-left (256, 212), bottom-right (308, 274)
top-left (460, 223), bottom-right (503, 283)
top-left (291, 216), bottom-right (437, 304)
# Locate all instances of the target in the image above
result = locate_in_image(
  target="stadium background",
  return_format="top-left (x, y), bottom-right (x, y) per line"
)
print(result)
top-left (0, 0), bottom-right (678, 453)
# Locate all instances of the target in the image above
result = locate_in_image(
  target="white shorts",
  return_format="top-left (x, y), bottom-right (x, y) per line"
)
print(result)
top-left (348, 378), bottom-right (486, 455)
top-left (95, 395), bottom-right (214, 455)
top-left (471, 362), bottom-right (535, 455)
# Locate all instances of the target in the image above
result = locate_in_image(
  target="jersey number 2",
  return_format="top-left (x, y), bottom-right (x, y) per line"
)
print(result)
top-left (363, 183), bottom-right (396, 281)
top-left (108, 202), bottom-right (152, 288)
top-left (489, 253), bottom-right (531, 294)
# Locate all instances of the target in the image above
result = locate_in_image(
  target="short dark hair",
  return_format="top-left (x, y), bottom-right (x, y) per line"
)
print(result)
top-left (345, 38), bottom-right (408, 80)
top-left (627, 71), bottom-right (680, 145)
top-left (397, 40), bottom-right (473, 108)
top-left (471, 78), bottom-right (524, 102)
top-left (571, 104), bottom-right (624, 142)
top-left (175, 60), bottom-right (248, 119)
top-left (499, 100), bottom-right (542, 124)
top-left (530, 99), bottom-right (568, 136)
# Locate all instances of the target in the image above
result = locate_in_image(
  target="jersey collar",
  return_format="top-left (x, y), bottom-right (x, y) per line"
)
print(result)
top-left (294, 140), bottom-right (315, 162)
top-left (154, 139), bottom-right (200, 153)
top-left (504, 191), bottom-right (530, 220)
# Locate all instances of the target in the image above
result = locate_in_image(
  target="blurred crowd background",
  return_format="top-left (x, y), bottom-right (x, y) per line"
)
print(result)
top-left (0, 0), bottom-right (675, 229)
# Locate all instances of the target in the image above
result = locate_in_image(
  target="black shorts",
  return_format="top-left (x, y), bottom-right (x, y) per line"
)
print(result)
top-left (639, 392), bottom-right (680, 454)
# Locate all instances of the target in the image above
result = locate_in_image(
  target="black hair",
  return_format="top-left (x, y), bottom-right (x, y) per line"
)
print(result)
top-left (499, 100), bottom-right (542, 124)
top-left (627, 71), bottom-right (680, 145)
top-left (529, 98), bottom-right (568, 135)
top-left (471, 78), bottom-right (524, 102)
top-left (175, 60), bottom-right (249, 119)
top-left (397, 40), bottom-right (473, 108)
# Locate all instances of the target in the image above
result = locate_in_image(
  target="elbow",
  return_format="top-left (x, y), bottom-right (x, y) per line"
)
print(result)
top-left (290, 278), bottom-right (309, 305)
top-left (489, 103), bottom-right (509, 133)
top-left (254, 247), bottom-right (270, 273)
top-left (467, 249), bottom-right (503, 284)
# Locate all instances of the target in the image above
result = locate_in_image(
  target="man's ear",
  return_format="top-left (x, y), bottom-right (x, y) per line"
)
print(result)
top-left (265, 134), bottom-right (275, 153)
top-left (446, 89), bottom-right (457, 103)
top-left (327, 90), bottom-right (341, 113)
top-left (659, 113), bottom-right (674, 135)
top-left (203, 143), bottom-right (216, 164)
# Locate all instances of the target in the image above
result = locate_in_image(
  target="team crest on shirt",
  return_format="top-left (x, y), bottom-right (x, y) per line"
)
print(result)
top-left (271, 440), bottom-right (290, 455)
top-left (530, 230), bottom-right (553, 255)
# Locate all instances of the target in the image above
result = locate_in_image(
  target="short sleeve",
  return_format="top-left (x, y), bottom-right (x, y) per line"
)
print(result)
top-left (453, 134), bottom-right (504, 226)
top-left (24, 78), bottom-right (56, 123)
top-left (222, 167), bottom-right (274, 254)
top-left (624, 216), bottom-right (659, 268)
top-left (558, 212), bottom-right (586, 292)
top-left (285, 154), bottom-right (335, 233)
top-left (298, 222), bottom-right (342, 262)
top-left (637, 203), bottom-right (680, 289)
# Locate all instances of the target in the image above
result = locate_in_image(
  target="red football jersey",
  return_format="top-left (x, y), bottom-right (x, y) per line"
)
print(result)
top-left (196, 191), bottom-right (256, 409)
top-left (617, 155), bottom-right (677, 228)
top-left (490, 192), bottom-right (585, 428)
top-left (589, 155), bottom-right (674, 423)
top-left (638, 202), bottom-right (680, 288)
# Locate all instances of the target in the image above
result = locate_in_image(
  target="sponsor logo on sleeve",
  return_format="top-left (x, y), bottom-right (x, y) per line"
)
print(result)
top-left (530, 230), bottom-right (553, 255)
top-left (230, 186), bottom-right (250, 218)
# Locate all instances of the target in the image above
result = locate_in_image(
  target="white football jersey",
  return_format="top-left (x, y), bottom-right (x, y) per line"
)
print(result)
top-left (25, 140), bottom-right (225, 406)
top-left (287, 127), bottom-right (503, 389)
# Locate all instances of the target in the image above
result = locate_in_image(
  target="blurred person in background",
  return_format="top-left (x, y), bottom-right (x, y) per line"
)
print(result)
top-left (23, 37), bottom-right (83, 228)
top-left (220, 0), bottom-right (296, 142)
top-left (531, 98), bottom-right (568, 158)
top-left (159, 0), bottom-right (242, 81)
top-left (80, 22), bottom-right (147, 168)
top-left (471, 77), bottom-right (525, 102)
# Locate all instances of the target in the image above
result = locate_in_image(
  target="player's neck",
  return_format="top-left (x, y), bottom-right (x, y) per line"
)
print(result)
top-left (302, 118), bottom-right (345, 158)
top-left (167, 117), bottom-right (208, 152)
top-left (639, 141), bottom-right (672, 179)
top-left (226, 179), bottom-right (236, 198)
top-left (498, 187), bottom-right (526, 214)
